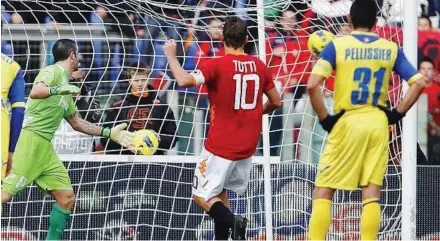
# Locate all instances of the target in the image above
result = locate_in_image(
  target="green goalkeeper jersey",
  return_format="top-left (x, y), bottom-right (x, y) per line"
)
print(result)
top-left (22, 64), bottom-right (77, 141)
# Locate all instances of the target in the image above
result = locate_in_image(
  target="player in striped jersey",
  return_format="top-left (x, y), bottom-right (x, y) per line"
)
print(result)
top-left (1, 53), bottom-right (25, 180)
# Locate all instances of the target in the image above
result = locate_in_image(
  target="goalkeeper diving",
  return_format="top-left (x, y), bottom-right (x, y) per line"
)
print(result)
top-left (1, 39), bottom-right (135, 240)
top-left (307, 0), bottom-right (427, 240)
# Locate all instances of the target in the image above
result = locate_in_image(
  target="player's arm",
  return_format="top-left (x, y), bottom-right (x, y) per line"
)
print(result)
top-left (306, 42), bottom-right (344, 132)
top-left (262, 68), bottom-right (282, 114)
top-left (393, 49), bottom-right (427, 113)
top-left (65, 112), bottom-right (104, 136)
top-left (307, 42), bottom-right (335, 120)
top-left (64, 97), bottom-right (135, 149)
top-left (263, 88), bottom-right (282, 114)
top-left (379, 48), bottom-right (428, 125)
top-left (307, 74), bottom-right (328, 120)
top-left (66, 113), bottom-right (134, 149)
top-left (163, 39), bottom-right (195, 87)
top-left (29, 68), bottom-right (80, 99)
top-left (7, 69), bottom-right (26, 175)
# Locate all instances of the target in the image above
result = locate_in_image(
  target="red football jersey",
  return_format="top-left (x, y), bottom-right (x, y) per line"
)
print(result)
top-left (192, 53), bottom-right (276, 160)
top-left (423, 82), bottom-right (440, 131)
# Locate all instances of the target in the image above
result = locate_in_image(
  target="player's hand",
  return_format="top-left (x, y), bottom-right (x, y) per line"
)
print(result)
top-left (163, 39), bottom-right (177, 59)
top-left (102, 123), bottom-right (136, 149)
top-left (319, 110), bottom-right (345, 133)
top-left (377, 106), bottom-right (405, 125)
top-left (50, 84), bottom-right (81, 96)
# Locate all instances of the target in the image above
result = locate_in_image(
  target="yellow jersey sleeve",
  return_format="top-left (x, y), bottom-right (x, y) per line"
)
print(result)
top-left (312, 59), bottom-right (333, 78)
top-left (311, 41), bottom-right (336, 78)
top-left (8, 69), bottom-right (25, 108)
top-left (393, 48), bottom-right (423, 85)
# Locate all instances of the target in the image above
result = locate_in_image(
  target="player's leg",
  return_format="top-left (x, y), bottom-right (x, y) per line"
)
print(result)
top-left (359, 115), bottom-right (388, 241)
top-left (192, 150), bottom-right (236, 240)
top-left (309, 114), bottom-right (368, 240)
top-left (308, 187), bottom-right (335, 240)
top-left (1, 191), bottom-right (13, 204)
top-left (46, 190), bottom-right (74, 240)
top-left (2, 130), bottom-right (44, 204)
top-left (218, 190), bottom-right (231, 209)
top-left (360, 184), bottom-right (382, 240)
top-left (222, 157), bottom-right (252, 240)
top-left (193, 192), bottom-right (233, 240)
top-left (35, 148), bottom-right (74, 240)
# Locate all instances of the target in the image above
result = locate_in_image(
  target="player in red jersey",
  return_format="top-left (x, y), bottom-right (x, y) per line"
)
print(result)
top-left (164, 16), bottom-right (281, 240)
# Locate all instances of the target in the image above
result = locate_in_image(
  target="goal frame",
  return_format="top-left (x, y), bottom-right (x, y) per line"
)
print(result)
top-left (401, 0), bottom-right (418, 239)
top-left (1, 0), bottom-right (419, 239)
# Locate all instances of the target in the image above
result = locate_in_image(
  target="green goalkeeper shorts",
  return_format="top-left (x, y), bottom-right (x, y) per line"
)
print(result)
top-left (2, 129), bottom-right (72, 196)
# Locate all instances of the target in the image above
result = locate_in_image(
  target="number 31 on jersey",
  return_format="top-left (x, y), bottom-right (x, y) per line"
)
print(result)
top-left (233, 74), bottom-right (260, 110)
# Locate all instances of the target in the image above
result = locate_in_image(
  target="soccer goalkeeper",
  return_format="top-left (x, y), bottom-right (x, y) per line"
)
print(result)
top-left (1, 39), bottom-right (135, 240)
top-left (307, 0), bottom-right (427, 240)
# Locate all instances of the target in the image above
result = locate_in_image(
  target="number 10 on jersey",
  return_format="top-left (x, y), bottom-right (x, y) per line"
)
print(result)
top-left (233, 74), bottom-right (260, 110)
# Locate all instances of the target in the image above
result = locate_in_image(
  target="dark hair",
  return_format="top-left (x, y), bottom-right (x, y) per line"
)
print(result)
top-left (52, 39), bottom-right (77, 62)
top-left (350, 0), bottom-right (378, 30)
top-left (223, 16), bottom-right (247, 49)
top-left (127, 62), bottom-right (151, 79)
top-left (419, 15), bottom-right (432, 28)
top-left (419, 56), bottom-right (435, 69)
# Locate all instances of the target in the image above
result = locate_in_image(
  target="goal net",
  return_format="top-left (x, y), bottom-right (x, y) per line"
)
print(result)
top-left (1, 0), bottom-right (413, 240)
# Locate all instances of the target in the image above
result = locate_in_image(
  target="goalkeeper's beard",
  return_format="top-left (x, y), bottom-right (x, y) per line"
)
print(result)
top-left (71, 59), bottom-right (80, 72)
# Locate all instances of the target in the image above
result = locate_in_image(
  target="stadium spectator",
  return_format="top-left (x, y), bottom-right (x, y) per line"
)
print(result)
top-left (194, 17), bottom-right (225, 94)
top-left (2, 1), bottom-right (48, 24)
top-left (264, 10), bottom-right (313, 156)
top-left (418, 15), bottom-right (433, 31)
top-left (88, 0), bottom-right (139, 95)
top-left (265, 10), bottom-right (311, 101)
top-left (2, 1), bottom-right (48, 87)
top-left (379, 0), bottom-right (439, 28)
top-left (136, 0), bottom-right (185, 68)
top-left (280, 10), bottom-right (309, 39)
top-left (48, 0), bottom-right (95, 24)
top-left (99, 62), bottom-right (178, 155)
top-left (420, 57), bottom-right (440, 164)
top-left (330, 16), bottom-right (352, 35)
top-left (196, 18), bottom-right (225, 62)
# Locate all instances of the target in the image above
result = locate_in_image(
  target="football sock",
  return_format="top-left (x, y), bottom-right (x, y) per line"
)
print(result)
top-left (361, 198), bottom-right (381, 240)
top-left (208, 201), bottom-right (235, 239)
top-left (308, 198), bottom-right (332, 240)
top-left (46, 204), bottom-right (71, 240)
top-left (214, 221), bottom-right (230, 240)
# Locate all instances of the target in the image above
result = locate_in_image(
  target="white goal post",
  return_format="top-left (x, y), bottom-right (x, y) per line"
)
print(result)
top-left (401, 0), bottom-right (418, 239)
top-left (1, 0), bottom-right (424, 240)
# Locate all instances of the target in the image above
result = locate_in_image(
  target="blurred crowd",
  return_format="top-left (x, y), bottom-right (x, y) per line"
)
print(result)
top-left (1, 0), bottom-right (440, 163)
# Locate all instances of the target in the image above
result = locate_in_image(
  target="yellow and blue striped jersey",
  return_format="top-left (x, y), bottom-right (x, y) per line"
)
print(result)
top-left (312, 31), bottom-right (423, 113)
top-left (2, 54), bottom-right (25, 109)
top-left (1, 53), bottom-right (25, 153)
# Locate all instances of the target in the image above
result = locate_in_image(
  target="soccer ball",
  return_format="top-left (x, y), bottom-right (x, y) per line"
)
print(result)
top-left (307, 30), bottom-right (335, 57)
top-left (132, 129), bottom-right (160, 155)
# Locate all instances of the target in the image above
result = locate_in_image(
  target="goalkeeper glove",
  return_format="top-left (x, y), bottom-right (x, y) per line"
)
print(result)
top-left (319, 110), bottom-right (345, 133)
top-left (102, 123), bottom-right (135, 149)
top-left (377, 106), bottom-right (405, 125)
top-left (50, 85), bottom-right (81, 96)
